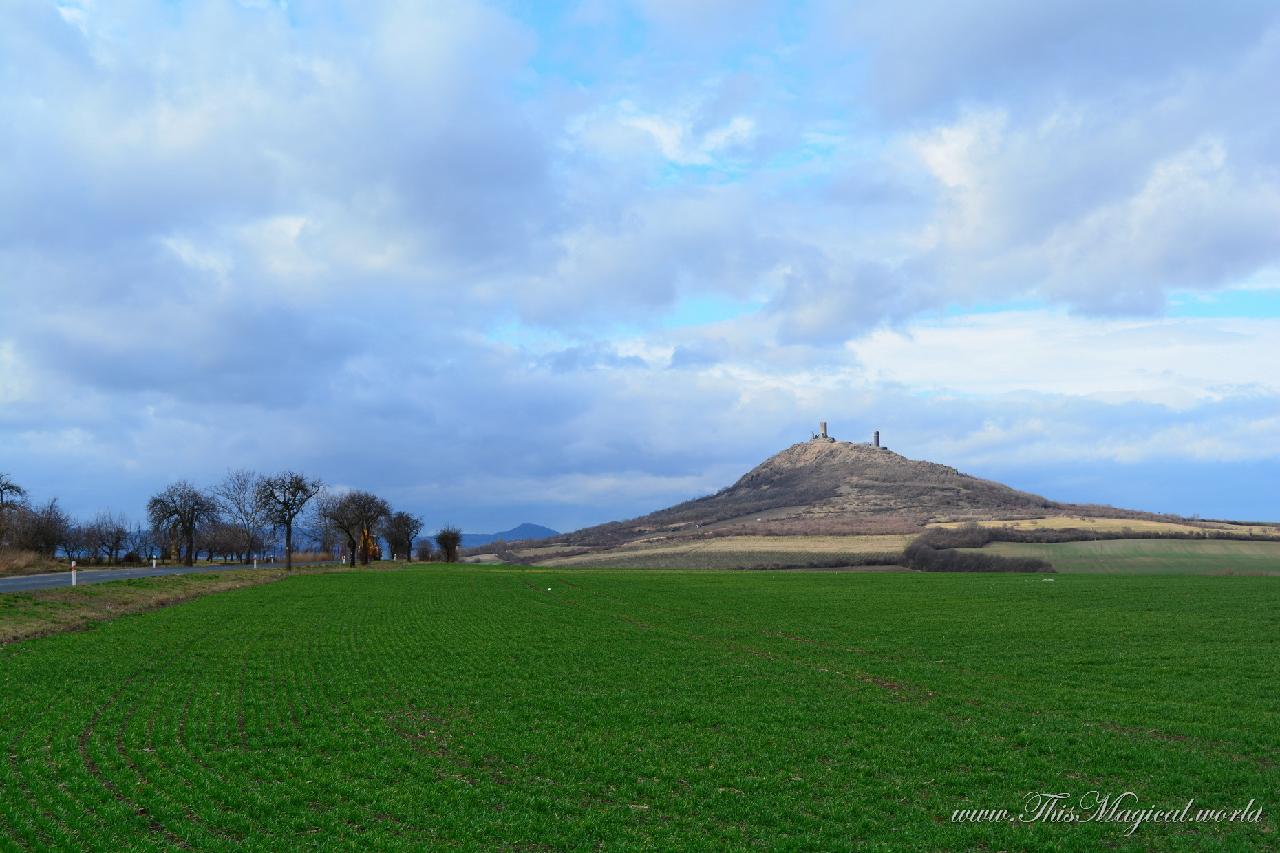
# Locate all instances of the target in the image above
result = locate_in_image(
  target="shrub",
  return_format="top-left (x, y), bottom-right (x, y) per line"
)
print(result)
top-left (912, 523), bottom-right (994, 550)
top-left (434, 527), bottom-right (462, 563)
top-left (903, 542), bottom-right (1053, 573)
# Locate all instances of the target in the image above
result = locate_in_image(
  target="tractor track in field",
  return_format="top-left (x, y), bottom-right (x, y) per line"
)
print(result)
top-left (4, 730), bottom-right (57, 849)
top-left (165, 650), bottom-right (292, 841)
top-left (64, 629), bottom-right (277, 847)
top-left (86, 633), bottom-right (255, 848)
top-left (77, 673), bottom-right (192, 849)
top-left (141, 704), bottom-right (245, 844)
top-left (43, 731), bottom-right (101, 843)
top-left (111, 677), bottom-right (243, 846)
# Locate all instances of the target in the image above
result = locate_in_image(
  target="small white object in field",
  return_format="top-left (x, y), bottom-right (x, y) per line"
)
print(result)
top-left (546, 587), bottom-right (552, 591)
top-left (1042, 578), bottom-right (1055, 582)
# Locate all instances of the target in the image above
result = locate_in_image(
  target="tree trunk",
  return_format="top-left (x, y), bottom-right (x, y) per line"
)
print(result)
top-left (284, 522), bottom-right (294, 571)
top-left (184, 529), bottom-right (196, 566)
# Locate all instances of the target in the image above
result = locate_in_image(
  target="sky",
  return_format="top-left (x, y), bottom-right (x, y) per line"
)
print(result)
top-left (2, 0), bottom-right (1279, 531)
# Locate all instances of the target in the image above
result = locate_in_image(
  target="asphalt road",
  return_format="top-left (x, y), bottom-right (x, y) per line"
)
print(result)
top-left (0, 562), bottom-right (335, 594)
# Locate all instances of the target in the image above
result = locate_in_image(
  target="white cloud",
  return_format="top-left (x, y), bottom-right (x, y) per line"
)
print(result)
top-left (621, 110), bottom-right (757, 166)
top-left (574, 99), bottom-right (758, 168)
top-left (1038, 138), bottom-right (1280, 309)
top-left (848, 311), bottom-right (1280, 408)
top-left (0, 342), bottom-right (36, 405)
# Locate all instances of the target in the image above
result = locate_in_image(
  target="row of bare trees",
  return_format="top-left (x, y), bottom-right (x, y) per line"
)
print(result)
top-left (310, 492), bottom-right (459, 565)
top-left (1, 475), bottom-right (138, 565)
top-left (1, 470), bottom-right (459, 570)
top-left (142, 471), bottom-right (327, 569)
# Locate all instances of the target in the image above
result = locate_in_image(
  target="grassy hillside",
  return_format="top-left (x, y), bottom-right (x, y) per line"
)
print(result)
top-left (528, 530), bottom-right (1280, 572)
top-left (556, 439), bottom-right (1057, 547)
top-left (541, 534), bottom-right (910, 569)
top-left (973, 539), bottom-right (1280, 575)
top-left (1, 567), bottom-right (1275, 849)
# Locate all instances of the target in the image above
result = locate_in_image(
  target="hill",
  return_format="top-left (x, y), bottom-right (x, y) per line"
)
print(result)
top-left (461, 523), bottom-right (559, 548)
top-left (554, 436), bottom-right (1158, 548)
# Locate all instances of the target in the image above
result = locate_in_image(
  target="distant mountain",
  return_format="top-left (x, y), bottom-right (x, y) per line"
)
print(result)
top-left (461, 523), bottom-right (560, 549)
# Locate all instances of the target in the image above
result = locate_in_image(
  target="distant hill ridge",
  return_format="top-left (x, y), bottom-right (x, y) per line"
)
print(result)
top-left (461, 523), bottom-right (559, 548)
top-left (557, 435), bottom-right (1163, 547)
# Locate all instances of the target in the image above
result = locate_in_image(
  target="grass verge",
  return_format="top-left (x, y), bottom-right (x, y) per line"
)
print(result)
top-left (0, 568), bottom-right (336, 644)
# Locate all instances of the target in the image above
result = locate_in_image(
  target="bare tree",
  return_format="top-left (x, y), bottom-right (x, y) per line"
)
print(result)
top-left (0, 472), bottom-right (27, 545)
top-left (197, 520), bottom-right (243, 563)
top-left (382, 510), bottom-right (424, 561)
top-left (415, 539), bottom-right (435, 561)
top-left (147, 481), bottom-right (218, 567)
top-left (319, 491), bottom-right (391, 567)
top-left (216, 469), bottom-right (269, 562)
top-left (125, 523), bottom-right (159, 564)
top-left (256, 471), bottom-right (323, 570)
top-left (314, 495), bottom-right (349, 564)
top-left (435, 526), bottom-right (462, 563)
top-left (0, 473), bottom-right (26, 509)
top-left (303, 503), bottom-right (340, 559)
top-left (86, 511), bottom-right (129, 565)
top-left (60, 519), bottom-right (93, 563)
top-left (26, 499), bottom-right (70, 559)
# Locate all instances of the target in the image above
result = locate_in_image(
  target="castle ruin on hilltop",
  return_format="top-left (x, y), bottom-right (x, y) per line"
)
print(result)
top-left (811, 421), bottom-right (888, 451)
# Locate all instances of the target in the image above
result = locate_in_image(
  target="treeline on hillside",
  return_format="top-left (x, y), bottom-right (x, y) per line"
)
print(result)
top-left (926, 523), bottom-right (1280, 546)
top-left (899, 519), bottom-right (1280, 575)
top-left (903, 526), bottom-right (1054, 573)
top-left (0, 470), bottom-right (465, 573)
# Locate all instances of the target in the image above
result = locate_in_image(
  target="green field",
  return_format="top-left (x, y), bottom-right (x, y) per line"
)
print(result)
top-left (1, 567), bottom-right (1276, 850)
top-left (972, 539), bottom-right (1280, 575)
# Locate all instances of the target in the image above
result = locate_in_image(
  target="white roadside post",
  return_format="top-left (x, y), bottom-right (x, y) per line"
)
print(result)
top-left (70, 560), bottom-right (77, 586)
top-left (152, 557), bottom-right (157, 569)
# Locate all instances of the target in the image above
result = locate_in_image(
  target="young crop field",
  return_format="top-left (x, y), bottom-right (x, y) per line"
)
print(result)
top-left (1, 567), bottom-right (1276, 850)
top-left (975, 539), bottom-right (1280, 575)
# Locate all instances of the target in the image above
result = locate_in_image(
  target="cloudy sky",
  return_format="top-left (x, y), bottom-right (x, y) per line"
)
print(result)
top-left (3, 0), bottom-right (1279, 531)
